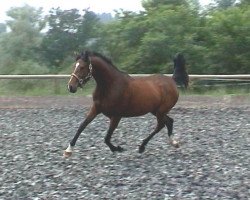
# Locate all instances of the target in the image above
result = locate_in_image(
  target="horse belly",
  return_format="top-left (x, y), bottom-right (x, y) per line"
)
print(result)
top-left (98, 96), bottom-right (157, 117)
top-left (124, 92), bottom-right (161, 117)
top-left (100, 101), bottom-right (152, 117)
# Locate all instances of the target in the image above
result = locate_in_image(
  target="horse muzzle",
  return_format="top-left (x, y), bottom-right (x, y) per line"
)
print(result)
top-left (68, 84), bottom-right (77, 93)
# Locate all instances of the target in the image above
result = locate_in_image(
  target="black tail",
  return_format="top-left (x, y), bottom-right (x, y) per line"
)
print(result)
top-left (172, 53), bottom-right (189, 89)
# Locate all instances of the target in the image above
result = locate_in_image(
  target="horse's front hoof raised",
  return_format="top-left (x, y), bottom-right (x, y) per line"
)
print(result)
top-left (63, 151), bottom-right (72, 158)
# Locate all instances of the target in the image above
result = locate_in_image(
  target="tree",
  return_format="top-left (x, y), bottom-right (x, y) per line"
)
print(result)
top-left (40, 8), bottom-right (81, 69)
top-left (142, 0), bottom-right (189, 10)
top-left (238, 0), bottom-right (250, 5)
top-left (0, 5), bottom-right (48, 92)
top-left (77, 10), bottom-right (101, 49)
top-left (0, 5), bottom-right (47, 75)
top-left (213, 0), bottom-right (237, 9)
top-left (101, 0), bottom-right (204, 73)
top-left (41, 8), bottom-right (101, 69)
top-left (0, 23), bottom-right (6, 34)
top-left (204, 5), bottom-right (250, 74)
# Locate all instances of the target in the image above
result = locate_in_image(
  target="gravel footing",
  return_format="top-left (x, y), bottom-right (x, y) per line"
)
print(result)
top-left (0, 96), bottom-right (249, 199)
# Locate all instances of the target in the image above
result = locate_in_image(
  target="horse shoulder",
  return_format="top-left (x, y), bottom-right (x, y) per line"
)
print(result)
top-left (92, 79), bottom-right (130, 115)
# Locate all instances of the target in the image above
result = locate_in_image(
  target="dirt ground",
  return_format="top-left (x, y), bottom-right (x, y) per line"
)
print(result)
top-left (0, 95), bottom-right (249, 199)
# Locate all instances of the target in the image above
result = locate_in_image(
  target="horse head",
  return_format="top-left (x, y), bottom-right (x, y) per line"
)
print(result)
top-left (68, 51), bottom-right (93, 93)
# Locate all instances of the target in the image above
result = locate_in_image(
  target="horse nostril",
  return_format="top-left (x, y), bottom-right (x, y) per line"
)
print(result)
top-left (67, 85), bottom-right (71, 92)
top-left (68, 85), bottom-right (76, 93)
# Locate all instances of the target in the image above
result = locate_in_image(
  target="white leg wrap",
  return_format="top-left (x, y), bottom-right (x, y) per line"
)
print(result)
top-left (65, 144), bottom-right (73, 153)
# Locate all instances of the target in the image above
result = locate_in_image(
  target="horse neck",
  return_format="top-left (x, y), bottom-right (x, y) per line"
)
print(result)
top-left (91, 57), bottom-right (127, 87)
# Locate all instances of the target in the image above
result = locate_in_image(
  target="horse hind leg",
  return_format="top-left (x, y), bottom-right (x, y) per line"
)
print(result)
top-left (105, 116), bottom-right (124, 152)
top-left (139, 115), bottom-right (165, 153)
top-left (164, 115), bottom-right (180, 148)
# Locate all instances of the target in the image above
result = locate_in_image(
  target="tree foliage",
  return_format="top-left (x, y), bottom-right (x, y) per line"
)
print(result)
top-left (0, 5), bottom-right (48, 75)
top-left (0, 23), bottom-right (7, 34)
top-left (205, 5), bottom-right (250, 74)
top-left (40, 9), bottom-right (101, 69)
top-left (0, 0), bottom-right (249, 77)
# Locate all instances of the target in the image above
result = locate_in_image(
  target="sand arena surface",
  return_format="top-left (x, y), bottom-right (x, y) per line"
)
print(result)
top-left (0, 95), bottom-right (249, 199)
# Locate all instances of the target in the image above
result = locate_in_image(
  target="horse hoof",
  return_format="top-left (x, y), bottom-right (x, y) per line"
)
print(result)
top-left (138, 145), bottom-right (145, 153)
top-left (116, 146), bottom-right (124, 152)
top-left (172, 140), bottom-right (180, 148)
top-left (63, 151), bottom-right (72, 158)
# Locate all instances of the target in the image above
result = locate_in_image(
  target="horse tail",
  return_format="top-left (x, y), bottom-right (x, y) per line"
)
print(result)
top-left (172, 53), bottom-right (189, 89)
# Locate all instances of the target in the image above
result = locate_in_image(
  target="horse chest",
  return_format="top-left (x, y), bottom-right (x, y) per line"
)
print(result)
top-left (93, 96), bottom-right (118, 112)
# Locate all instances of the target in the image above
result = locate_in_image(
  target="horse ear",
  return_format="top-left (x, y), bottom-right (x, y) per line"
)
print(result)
top-left (74, 51), bottom-right (79, 58)
top-left (83, 51), bottom-right (89, 62)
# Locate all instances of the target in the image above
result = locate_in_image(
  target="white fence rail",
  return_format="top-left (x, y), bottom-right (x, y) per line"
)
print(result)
top-left (0, 75), bottom-right (69, 79)
top-left (0, 74), bottom-right (250, 80)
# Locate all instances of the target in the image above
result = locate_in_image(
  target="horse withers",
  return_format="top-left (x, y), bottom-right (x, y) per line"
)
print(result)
top-left (64, 51), bottom-right (186, 157)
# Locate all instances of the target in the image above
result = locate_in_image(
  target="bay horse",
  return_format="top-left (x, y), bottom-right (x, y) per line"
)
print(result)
top-left (172, 53), bottom-right (189, 89)
top-left (64, 51), bottom-right (185, 157)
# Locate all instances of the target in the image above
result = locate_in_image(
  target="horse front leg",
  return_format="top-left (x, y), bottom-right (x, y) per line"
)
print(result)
top-left (105, 116), bottom-right (124, 152)
top-left (63, 106), bottom-right (98, 158)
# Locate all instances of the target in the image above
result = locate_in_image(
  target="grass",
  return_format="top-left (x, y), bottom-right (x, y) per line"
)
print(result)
top-left (185, 84), bottom-right (250, 96)
top-left (0, 79), bottom-right (95, 96)
top-left (0, 79), bottom-right (249, 97)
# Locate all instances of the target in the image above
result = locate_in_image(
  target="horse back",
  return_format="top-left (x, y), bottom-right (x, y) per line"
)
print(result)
top-left (126, 74), bottom-right (179, 116)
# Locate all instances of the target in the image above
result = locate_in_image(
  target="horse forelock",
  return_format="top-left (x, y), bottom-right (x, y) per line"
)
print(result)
top-left (75, 51), bottom-right (88, 62)
top-left (75, 55), bottom-right (81, 61)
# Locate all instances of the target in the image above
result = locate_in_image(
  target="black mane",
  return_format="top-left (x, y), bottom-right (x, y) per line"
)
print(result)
top-left (77, 51), bottom-right (122, 71)
top-left (76, 51), bottom-right (114, 66)
top-left (91, 52), bottom-right (114, 66)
